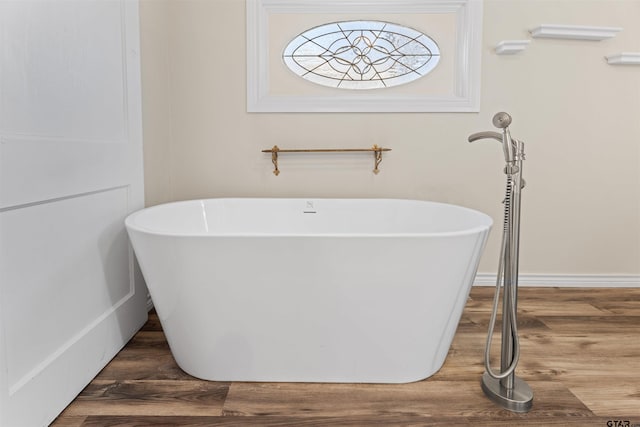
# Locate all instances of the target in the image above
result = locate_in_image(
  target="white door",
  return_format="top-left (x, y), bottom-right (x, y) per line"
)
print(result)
top-left (0, 1), bottom-right (147, 425)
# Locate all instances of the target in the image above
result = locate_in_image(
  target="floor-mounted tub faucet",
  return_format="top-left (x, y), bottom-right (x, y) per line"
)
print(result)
top-left (469, 112), bottom-right (533, 413)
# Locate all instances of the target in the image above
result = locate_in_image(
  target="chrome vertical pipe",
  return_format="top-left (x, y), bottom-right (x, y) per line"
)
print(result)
top-left (500, 176), bottom-right (514, 390)
top-left (503, 140), bottom-right (524, 391)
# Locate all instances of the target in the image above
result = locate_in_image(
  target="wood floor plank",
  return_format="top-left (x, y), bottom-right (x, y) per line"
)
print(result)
top-left (539, 315), bottom-right (640, 333)
top-left (517, 299), bottom-right (606, 317)
top-left (50, 415), bottom-right (86, 427)
top-left (76, 415), bottom-right (615, 427)
top-left (567, 381), bottom-right (640, 417)
top-left (517, 287), bottom-right (640, 303)
top-left (470, 287), bottom-right (640, 315)
top-left (61, 380), bottom-right (229, 417)
top-left (581, 300), bottom-right (640, 316)
top-left (140, 311), bottom-right (163, 332)
top-left (466, 288), bottom-right (608, 317)
top-left (94, 335), bottom-right (190, 381)
top-left (222, 380), bottom-right (592, 419)
top-left (457, 313), bottom-right (551, 331)
top-left (122, 330), bottom-right (171, 349)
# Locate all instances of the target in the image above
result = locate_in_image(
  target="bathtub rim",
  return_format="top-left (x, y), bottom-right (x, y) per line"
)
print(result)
top-left (125, 197), bottom-right (493, 238)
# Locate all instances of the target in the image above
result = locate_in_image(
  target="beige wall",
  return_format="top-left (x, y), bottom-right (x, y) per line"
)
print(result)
top-left (139, 0), bottom-right (640, 276)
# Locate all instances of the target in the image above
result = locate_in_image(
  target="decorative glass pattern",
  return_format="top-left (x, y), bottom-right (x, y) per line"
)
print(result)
top-left (283, 20), bottom-right (440, 90)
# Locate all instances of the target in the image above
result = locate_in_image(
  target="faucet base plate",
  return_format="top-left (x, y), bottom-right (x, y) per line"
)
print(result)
top-left (481, 371), bottom-right (533, 413)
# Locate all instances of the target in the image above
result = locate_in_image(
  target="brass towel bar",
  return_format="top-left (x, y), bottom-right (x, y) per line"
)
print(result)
top-left (261, 145), bottom-right (391, 176)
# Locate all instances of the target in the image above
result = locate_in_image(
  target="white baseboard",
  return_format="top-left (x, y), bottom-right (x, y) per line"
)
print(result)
top-left (146, 293), bottom-right (154, 312)
top-left (474, 273), bottom-right (640, 288)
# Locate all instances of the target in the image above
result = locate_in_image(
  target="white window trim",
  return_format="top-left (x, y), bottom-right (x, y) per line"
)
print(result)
top-left (246, 0), bottom-right (483, 113)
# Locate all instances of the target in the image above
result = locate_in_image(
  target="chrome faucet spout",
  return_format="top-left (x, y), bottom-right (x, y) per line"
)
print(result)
top-left (468, 131), bottom-right (502, 143)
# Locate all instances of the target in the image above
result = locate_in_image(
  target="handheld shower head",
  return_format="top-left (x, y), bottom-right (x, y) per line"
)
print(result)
top-left (492, 112), bottom-right (512, 129)
top-left (469, 112), bottom-right (518, 166)
top-left (493, 112), bottom-right (515, 164)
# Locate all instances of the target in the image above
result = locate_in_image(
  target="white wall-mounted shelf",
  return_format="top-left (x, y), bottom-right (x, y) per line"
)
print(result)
top-left (495, 40), bottom-right (531, 55)
top-left (605, 52), bottom-right (640, 65)
top-left (529, 24), bottom-right (622, 41)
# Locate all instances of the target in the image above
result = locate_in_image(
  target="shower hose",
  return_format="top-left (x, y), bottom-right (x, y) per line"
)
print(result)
top-left (484, 175), bottom-right (521, 380)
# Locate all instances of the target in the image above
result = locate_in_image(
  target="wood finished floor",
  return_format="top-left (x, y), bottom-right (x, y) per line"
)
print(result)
top-left (53, 287), bottom-right (640, 426)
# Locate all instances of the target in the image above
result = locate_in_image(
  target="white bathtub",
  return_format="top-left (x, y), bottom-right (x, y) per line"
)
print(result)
top-left (125, 198), bottom-right (492, 383)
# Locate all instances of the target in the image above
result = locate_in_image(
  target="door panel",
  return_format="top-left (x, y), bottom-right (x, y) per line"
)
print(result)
top-left (0, 0), bottom-right (127, 142)
top-left (1, 187), bottom-right (131, 391)
top-left (0, 139), bottom-right (131, 209)
top-left (0, 1), bottom-right (146, 425)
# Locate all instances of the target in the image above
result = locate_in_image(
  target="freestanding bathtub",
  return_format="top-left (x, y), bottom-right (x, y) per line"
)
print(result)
top-left (125, 198), bottom-right (492, 383)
